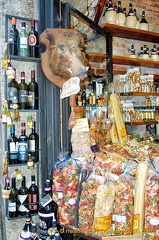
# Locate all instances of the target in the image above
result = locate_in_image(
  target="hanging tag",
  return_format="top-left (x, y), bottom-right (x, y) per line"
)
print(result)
top-left (12, 104), bottom-right (21, 122)
top-left (60, 77), bottom-right (80, 99)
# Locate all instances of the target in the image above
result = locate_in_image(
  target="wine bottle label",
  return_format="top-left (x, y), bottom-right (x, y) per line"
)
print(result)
top-left (28, 139), bottom-right (35, 151)
top-left (29, 34), bottom-right (37, 46)
top-left (40, 195), bottom-right (53, 207)
top-left (39, 212), bottom-right (55, 218)
top-left (19, 90), bottom-right (28, 103)
top-left (28, 194), bottom-right (38, 210)
top-left (28, 92), bottom-right (35, 107)
top-left (7, 87), bottom-right (18, 101)
top-left (8, 201), bottom-right (16, 212)
top-left (19, 37), bottom-right (28, 49)
top-left (9, 142), bottom-right (18, 152)
top-left (20, 230), bottom-right (31, 239)
top-left (18, 194), bottom-right (28, 212)
top-left (18, 142), bottom-right (28, 161)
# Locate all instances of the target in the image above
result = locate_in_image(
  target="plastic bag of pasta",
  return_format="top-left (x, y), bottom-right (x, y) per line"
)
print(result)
top-left (93, 172), bottom-right (118, 236)
top-left (52, 154), bottom-right (81, 226)
top-left (113, 172), bottom-right (134, 236)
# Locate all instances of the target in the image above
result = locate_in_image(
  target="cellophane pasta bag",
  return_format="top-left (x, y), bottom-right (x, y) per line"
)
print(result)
top-left (52, 156), bottom-right (81, 226)
top-left (78, 173), bottom-right (100, 234)
top-left (113, 172), bottom-right (134, 236)
top-left (145, 159), bottom-right (159, 237)
top-left (93, 172), bottom-right (117, 236)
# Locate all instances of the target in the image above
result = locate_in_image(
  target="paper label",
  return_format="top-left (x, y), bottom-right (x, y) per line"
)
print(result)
top-left (72, 118), bottom-right (89, 132)
top-left (94, 214), bottom-right (112, 231)
top-left (133, 214), bottom-right (140, 231)
top-left (113, 214), bottom-right (126, 223)
top-left (60, 77), bottom-right (80, 99)
top-left (149, 217), bottom-right (159, 226)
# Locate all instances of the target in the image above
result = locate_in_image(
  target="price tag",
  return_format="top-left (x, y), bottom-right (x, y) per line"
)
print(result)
top-left (60, 77), bottom-right (80, 99)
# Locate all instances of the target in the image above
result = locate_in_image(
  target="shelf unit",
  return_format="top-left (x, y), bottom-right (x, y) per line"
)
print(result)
top-left (4, 14), bottom-right (41, 220)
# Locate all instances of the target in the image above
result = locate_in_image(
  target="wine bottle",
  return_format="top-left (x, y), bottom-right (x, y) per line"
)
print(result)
top-left (8, 125), bottom-right (18, 165)
top-left (19, 210), bottom-right (32, 239)
top-left (18, 72), bottom-right (28, 109)
top-left (28, 121), bottom-right (39, 162)
top-left (28, 19), bottom-right (39, 58)
top-left (28, 175), bottom-right (39, 214)
top-left (48, 217), bottom-right (62, 240)
top-left (18, 123), bottom-right (28, 164)
top-left (28, 70), bottom-right (39, 109)
top-left (140, 11), bottom-right (149, 31)
top-left (18, 176), bottom-right (29, 216)
top-left (126, 3), bottom-right (136, 28)
top-left (8, 177), bottom-right (18, 218)
top-left (105, 0), bottom-right (117, 25)
top-left (7, 58), bottom-right (19, 109)
top-left (30, 223), bottom-right (39, 240)
top-left (38, 179), bottom-right (58, 240)
top-left (18, 22), bottom-right (29, 57)
top-left (8, 17), bottom-right (19, 55)
top-left (82, 87), bottom-right (86, 106)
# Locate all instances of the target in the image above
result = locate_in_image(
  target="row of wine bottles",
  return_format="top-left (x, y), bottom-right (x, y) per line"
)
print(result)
top-left (7, 58), bottom-right (39, 110)
top-left (6, 175), bottom-right (39, 217)
top-left (20, 210), bottom-right (61, 240)
top-left (5, 176), bottom-right (60, 239)
top-left (102, 0), bottom-right (149, 30)
top-left (8, 122), bottom-right (39, 165)
top-left (8, 17), bottom-right (39, 58)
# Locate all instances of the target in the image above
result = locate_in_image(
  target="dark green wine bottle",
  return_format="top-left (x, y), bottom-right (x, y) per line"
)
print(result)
top-left (18, 72), bottom-right (28, 109)
top-left (18, 176), bottom-right (29, 216)
top-left (8, 177), bottom-right (19, 218)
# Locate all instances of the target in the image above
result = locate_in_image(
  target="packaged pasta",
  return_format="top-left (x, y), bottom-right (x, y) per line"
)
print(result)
top-left (52, 156), bottom-right (81, 226)
top-left (145, 159), bottom-right (159, 236)
top-left (93, 172), bottom-right (117, 235)
top-left (78, 173), bottom-right (100, 233)
top-left (113, 173), bottom-right (134, 235)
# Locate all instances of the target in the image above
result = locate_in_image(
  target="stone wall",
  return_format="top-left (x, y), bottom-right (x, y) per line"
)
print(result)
top-left (0, 0), bottom-right (159, 239)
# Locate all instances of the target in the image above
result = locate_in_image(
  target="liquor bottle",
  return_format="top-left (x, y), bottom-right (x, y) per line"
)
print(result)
top-left (28, 70), bottom-right (39, 109)
top-left (48, 218), bottom-right (61, 240)
top-left (8, 17), bottom-right (19, 55)
top-left (6, 58), bottom-right (19, 109)
top-left (30, 223), bottom-right (39, 240)
top-left (133, 9), bottom-right (140, 29)
top-left (77, 90), bottom-right (82, 106)
top-left (141, 45), bottom-right (149, 60)
top-left (38, 179), bottom-right (58, 240)
top-left (126, 3), bottom-right (136, 28)
top-left (18, 176), bottom-right (29, 216)
top-left (19, 210), bottom-right (32, 239)
top-left (27, 154), bottom-right (34, 170)
top-left (28, 20), bottom-right (39, 58)
top-left (151, 45), bottom-right (158, 61)
top-left (3, 151), bottom-right (9, 176)
top-left (129, 44), bottom-right (136, 58)
top-left (18, 123), bottom-right (28, 164)
top-left (28, 121), bottom-right (39, 162)
top-left (18, 72), bottom-right (28, 109)
top-left (8, 125), bottom-right (18, 164)
top-left (82, 87), bottom-right (86, 106)
top-left (2, 177), bottom-right (11, 199)
top-left (28, 175), bottom-right (39, 214)
top-left (140, 11), bottom-right (149, 31)
top-left (8, 177), bottom-right (18, 218)
top-left (18, 22), bottom-right (29, 57)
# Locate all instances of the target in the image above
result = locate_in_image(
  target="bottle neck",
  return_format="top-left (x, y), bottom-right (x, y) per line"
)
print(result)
top-left (11, 178), bottom-right (16, 189)
top-left (22, 179), bottom-right (26, 188)
top-left (44, 187), bottom-right (52, 195)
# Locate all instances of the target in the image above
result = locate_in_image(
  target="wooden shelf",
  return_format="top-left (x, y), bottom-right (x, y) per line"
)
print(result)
top-left (101, 23), bottom-right (159, 43)
top-left (113, 55), bottom-right (159, 69)
top-left (125, 121), bottom-right (157, 125)
top-left (120, 92), bottom-right (159, 96)
top-left (86, 52), bottom-right (106, 62)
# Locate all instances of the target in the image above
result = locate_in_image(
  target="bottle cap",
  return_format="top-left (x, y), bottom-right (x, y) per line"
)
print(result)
top-left (21, 72), bottom-right (25, 78)
top-left (31, 175), bottom-right (35, 181)
top-left (12, 17), bottom-right (16, 25)
top-left (31, 19), bottom-right (35, 27)
top-left (22, 22), bottom-right (26, 28)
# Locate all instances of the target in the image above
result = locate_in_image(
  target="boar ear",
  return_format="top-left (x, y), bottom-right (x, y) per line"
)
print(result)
top-left (46, 32), bottom-right (55, 46)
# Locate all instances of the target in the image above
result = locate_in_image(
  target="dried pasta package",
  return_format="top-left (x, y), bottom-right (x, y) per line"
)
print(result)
top-left (145, 161), bottom-right (159, 236)
top-left (52, 156), bottom-right (81, 226)
top-left (78, 173), bottom-right (102, 233)
top-left (113, 173), bottom-right (134, 235)
top-left (93, 172), bottom-right (118, 236)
